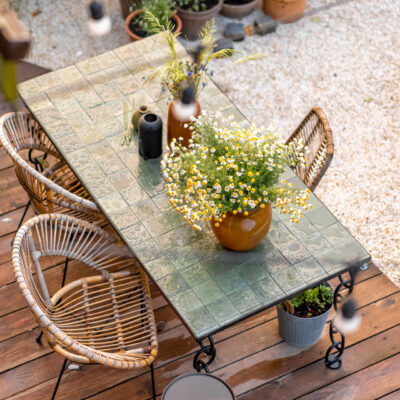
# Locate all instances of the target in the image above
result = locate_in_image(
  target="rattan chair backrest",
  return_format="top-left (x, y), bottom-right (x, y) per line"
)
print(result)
top-left (286, 107), bottom-right (334, 191)
top-left (0, 112), bottom-right (100, 218)
top-left (13, 213), bottom-right (157, 368)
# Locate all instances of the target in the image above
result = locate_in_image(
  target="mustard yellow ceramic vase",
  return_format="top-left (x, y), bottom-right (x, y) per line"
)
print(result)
top-left (211, 204), bottom-right (272, 251)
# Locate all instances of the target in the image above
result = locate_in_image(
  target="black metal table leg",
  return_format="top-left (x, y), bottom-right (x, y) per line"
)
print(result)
top-left (193, 336), bottom-right (216, 373)
top-left (325, 268), bottom-right (357, 369)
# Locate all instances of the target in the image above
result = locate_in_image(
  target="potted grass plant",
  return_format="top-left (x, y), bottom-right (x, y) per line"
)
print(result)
top-left (125, 0), bottom-right (182, 41)
top-left (220, 0), bottom-right (259, 19)
top-left (175, 0), bottom-right (223, 40)
top-left (142, 16), bottom-right (265, 146)
top-left (161, 112), bottom-right (311, 251)
top-left (277, 283), bottom-right (334, 347)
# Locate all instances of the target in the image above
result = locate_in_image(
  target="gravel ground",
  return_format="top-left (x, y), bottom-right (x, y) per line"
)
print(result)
top-left (13, 0), bottom-right (400, 286)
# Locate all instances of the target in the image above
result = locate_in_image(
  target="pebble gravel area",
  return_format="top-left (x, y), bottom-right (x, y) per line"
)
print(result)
top-left (12, 0), bottom-right (400, 286)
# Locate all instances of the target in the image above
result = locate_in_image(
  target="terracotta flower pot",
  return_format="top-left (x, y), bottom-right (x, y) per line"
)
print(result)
top-left (125, 10), bottom-right (182, 41)
top-left (177, 0), bottom-right (223, 41)
top-left (211, 204), bottom-right (272, 251)
top-left (220, 0), bottom-right (258, 19)
top-left (263, 0), bottom-right (306, 23)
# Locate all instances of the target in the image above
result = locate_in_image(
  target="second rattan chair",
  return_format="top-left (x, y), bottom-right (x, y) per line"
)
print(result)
top-left (12, 213), bottom-right (158, 400)
top-left (0, 112), bottom-right (106, 231)
top-left (286, 107), bottom-right (334, 191)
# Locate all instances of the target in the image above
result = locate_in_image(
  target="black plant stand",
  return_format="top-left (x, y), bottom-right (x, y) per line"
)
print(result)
top-left (325, 267), bottom-right (359, 369)
top-left (193, 336), bottom-right (216, 373)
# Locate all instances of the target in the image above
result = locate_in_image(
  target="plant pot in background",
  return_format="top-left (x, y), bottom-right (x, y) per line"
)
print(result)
top-left (211, 204), bottom-right (272, 251)
top-left (277, 284), bottom-right (333, 348)
top-left (220, 0), bottom-right (258, 19)
top-left (263, 0), bottom-right (306, 23)
top-left (125, 10), bottom-right (182, 41)
top-left (120, 0), bottom-right (142, 18)
top-left (178, 0), bottom-right (223, 41)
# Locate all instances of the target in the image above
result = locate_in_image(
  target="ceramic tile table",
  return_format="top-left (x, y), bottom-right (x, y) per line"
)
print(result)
top-left (18, 34), bottom-right (371, 372)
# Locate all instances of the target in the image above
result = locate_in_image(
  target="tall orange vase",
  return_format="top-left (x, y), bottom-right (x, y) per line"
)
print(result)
top-left (211, 205), bottom-right (272, 251)
top-left (167, 100), bottom-right (201, 148)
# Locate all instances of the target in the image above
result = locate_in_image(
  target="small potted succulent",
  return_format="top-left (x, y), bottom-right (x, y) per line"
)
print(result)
top-left (125, 0), bottom-right (182, 41)
top-left (175, 0), bottom-right (223, 40)
top-left (277, 283), bottom-right (334, 347)
top-left (263, 0), bottom-right (306, 23)
top-left (161, 112), bottom-right (311, 251)
top-left (220, 0), bottom-right (259, 19)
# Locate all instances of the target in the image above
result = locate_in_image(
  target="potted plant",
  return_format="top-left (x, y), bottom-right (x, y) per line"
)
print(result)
top-left (277, 283), bottom-right (334, 347)
top-left (125, 0), bottom-right (182, 41)
top-left (263, 0), bottom-right (306, 23)
top-left (161, 113), bottom-right (311, 251)
top-left (175, 0), bottom-right (223, 40)
top-left (120, 0), bottom-right (141, 19)
top-left (142, 17), bottom-right (264, 147)
top-left (220, 0), bottom-right (259, 19)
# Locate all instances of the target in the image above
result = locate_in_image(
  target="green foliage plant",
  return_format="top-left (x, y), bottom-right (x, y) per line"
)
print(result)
top-left (161, 113), bottom-right (311, 231)
top-left (175, 0), bottom-right (210, 12)
top-left (283, 284), bottom-right (334, 318)
top-left (140, 15), bottom-right (265, 99)
top-left (136, 0), bottom-right (175, 35)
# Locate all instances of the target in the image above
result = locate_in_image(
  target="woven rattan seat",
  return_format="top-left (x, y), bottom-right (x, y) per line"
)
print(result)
top-left (0, 112), bottom-right (105, 225)
top-left (286, 107), bottom-right (334, 191)
top-left (13, 213), bottom-right (158, 398)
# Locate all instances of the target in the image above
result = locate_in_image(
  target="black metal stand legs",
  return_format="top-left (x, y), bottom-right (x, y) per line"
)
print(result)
top-left (150, 362), bottom-right (156, 400)
top-left (193, 336), bottom-right (216, 373)
top-left (325, 268), bottom-right (357, 369)
top-left (51, 359), bottom-right (68, 400)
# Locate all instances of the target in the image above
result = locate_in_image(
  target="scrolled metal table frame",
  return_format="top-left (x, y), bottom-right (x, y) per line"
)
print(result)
top-left (193, 336), bottom-right (216, 373)
top-left (324, 265), bottom-right (360, 369)
top-left (193, 265), bottom-right (366, 373)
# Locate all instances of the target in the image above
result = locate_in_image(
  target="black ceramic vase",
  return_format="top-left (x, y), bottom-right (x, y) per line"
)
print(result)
top-left (138, 113), bottom-right (163, 160)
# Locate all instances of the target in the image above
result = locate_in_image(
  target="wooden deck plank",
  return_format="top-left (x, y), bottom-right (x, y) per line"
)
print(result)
top-left (9, 276), bottom-right (398, 400)
top-left (85, 291), bottom-right (400, 400)
top-left (239, 324), bottom-right (400, 399)
top-left (297, 353), bottom-right (400, 400)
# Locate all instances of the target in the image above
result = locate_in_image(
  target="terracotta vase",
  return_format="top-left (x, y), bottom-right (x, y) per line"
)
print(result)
top-left (263, 0), bottom-right (306, 23)
top-left (220, 0), bottom-right (259, 19)
top-left (125, 10), bottom-right (182, 41)
top-left (211, 204), bottom-right (272, 251)
top-left (167, 99), bottom-right (201, 148)
top-left (132, 105), bottom-right (150, 132)
top-left (177, 0), bottom-right (223, 41)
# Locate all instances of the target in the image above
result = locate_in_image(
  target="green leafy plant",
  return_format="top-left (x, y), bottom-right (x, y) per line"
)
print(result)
top-left (283, 284), bottom-right (333, 318)
top-left (161, 113), bottom-right (311, 231)
top-left (175, 0), bottom-right (214, 12)
top-left (136, 0), bottom-right (175, 35)
top-left (140, 15), bottom-right (265, 99)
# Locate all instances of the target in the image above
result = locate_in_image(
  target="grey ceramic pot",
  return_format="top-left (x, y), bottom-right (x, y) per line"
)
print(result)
top-left (277, 284), bottom-right (333, 348)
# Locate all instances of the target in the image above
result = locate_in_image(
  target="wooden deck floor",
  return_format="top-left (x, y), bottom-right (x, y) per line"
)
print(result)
top-left (0, 63), bottom-right (399, 400)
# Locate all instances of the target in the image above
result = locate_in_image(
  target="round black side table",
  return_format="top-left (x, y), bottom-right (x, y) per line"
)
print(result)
top-left (162, 373), bottom-right (235, 400)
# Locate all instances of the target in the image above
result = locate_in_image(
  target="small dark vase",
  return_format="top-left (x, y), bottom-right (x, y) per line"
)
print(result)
top-left (138, 113), bottom-right (163, 160)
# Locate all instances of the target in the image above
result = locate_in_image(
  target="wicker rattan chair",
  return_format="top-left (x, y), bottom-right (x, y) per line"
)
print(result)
top-left (0, 112), bottom-right (106, 230)
top-left (13, 213), bottom-right (158, 399)
top-left (286, 107), bottom-right (334, 191)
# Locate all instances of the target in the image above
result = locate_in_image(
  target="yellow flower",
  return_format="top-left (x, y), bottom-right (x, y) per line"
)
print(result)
top-left (233, 210), bottom-right (237, 214)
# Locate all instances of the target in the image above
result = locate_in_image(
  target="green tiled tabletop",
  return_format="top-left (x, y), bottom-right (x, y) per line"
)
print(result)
top-left (18, 34), bottom-right (371, 340)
